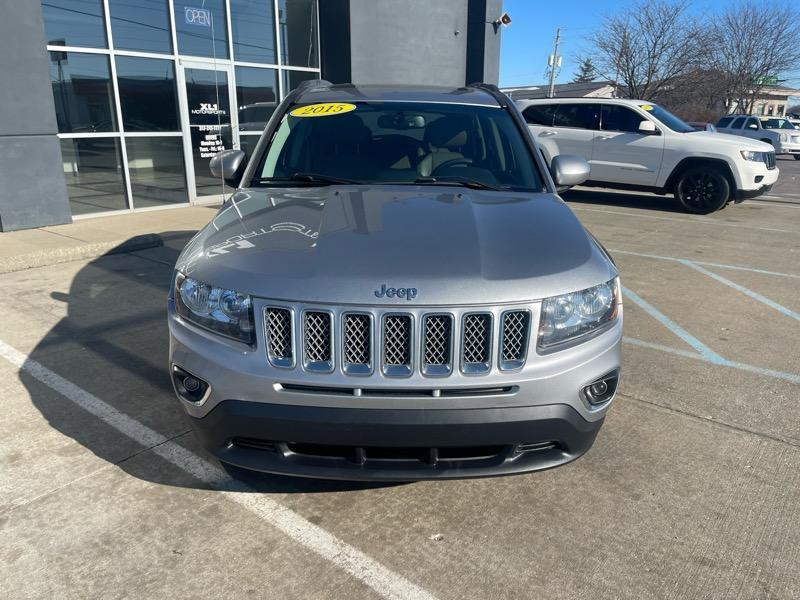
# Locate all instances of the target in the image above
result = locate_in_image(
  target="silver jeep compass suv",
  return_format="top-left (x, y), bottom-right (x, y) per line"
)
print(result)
top-left (168, 82), bottom-right (622, 481)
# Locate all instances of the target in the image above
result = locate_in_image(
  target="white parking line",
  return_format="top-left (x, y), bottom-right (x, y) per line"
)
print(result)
top-left (678, 260), bottom-right (800, 322)
top-left (570, 206), bottom-right (797, 234)
top-left (610, 249), bottom-right (800, 280)
top-left (0, 339), bottom-right (437, 600)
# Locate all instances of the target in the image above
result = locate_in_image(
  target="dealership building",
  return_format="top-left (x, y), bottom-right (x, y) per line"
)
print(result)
top-left (0, 0), bottom-right (502, 231)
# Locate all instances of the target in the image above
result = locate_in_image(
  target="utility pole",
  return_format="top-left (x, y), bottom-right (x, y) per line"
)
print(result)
top-left (547, 28), bottom-right (562, 98)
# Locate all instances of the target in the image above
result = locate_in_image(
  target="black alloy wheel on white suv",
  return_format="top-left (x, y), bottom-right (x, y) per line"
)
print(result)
top-left (674, 167), bottom-right (730, 214)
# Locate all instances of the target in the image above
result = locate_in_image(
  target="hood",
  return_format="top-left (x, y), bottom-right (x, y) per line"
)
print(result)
top-left (175, 185), bottom-right (616, 306)
top-left (690, 130), bottom-right (775, 151)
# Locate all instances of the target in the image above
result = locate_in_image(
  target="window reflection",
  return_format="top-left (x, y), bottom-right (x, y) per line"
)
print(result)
top-left (50, 52), bottom-right (116, 133)
top-left (116, 56), bottom-right (180, 131)
top-left (282, 69), bottom-right (318, 94)
top-left (42, 0), bottom-right (107, 48)
top-left (173, 0), bottom-right (228, 58)
top-left (126, 137), bottom-right (189, 208)
top-left (60, 138), bottom-right (127, 215)
top-left (235, 66), bottom-right (278, 132)
top-left (231, 0), bottom-right (277, 64)
top-left (279, 0), bottom-right (318, 68)
top-left (108, 0), bottom-right (172, 54)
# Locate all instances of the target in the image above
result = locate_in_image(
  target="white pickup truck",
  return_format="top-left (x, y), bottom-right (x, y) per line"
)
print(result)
top-left (518, 98), bottom-right (779, 214)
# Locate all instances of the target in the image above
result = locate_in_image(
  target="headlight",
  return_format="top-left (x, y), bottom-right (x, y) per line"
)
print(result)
top-left (740, 150), bottom-right (767, 162)
top-left (538, 278), bottom-right (620, 350)
top-left (780, 133), bottom-right (789, 142)
top-left (174, 272), bottom-right (255, 344)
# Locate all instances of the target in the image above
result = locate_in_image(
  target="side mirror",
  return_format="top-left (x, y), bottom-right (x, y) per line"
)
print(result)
top-left (550, 154), bottom-right (590, 191)
top-left (747, 123), bottom-right (758, 129)
top-left (638, 120), bottom-right (657, 134)
top-left (209, 149), bottom-right (246, 188)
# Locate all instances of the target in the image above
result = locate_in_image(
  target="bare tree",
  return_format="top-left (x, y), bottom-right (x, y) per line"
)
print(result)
top-left (589, 0), bottom-right (702, 100)
top-left (707, 1), bottom-right (800, 114)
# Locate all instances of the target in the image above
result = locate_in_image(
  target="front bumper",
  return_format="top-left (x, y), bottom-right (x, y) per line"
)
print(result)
top-left (776, 142), bottom-right (800, 155)
top-left (735, 183), bottom-right (774, 201)
top-left (169, 299), bottom-right (621, 480)
top-left (188, 400), bottom-right (604, 481)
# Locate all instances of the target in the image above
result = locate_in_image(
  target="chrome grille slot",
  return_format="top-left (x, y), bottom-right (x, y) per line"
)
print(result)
top-left (343, 313), bottom-right (372, 374)
top-left (500, 310), bottom-right (530, 370)
top-left (303, 311), bottom-right (333, 372)
top-left (382, 315), bottom-right (412, 376)
top-left (764, 152), bottom-right (776, 170)
top-left (422, 314), bottom-right (453, 375)
top-left (265, 307), bottom-right (293, 367)
top-left (461, 313), bottom-right (492, 374)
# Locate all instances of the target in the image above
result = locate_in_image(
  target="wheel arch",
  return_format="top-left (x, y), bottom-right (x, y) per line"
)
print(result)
top-left (664, 157), bottom-right (737, 196)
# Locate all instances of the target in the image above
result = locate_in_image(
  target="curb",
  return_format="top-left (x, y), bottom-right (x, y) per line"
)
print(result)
top-left (0, 234), bottom-right (164, 274)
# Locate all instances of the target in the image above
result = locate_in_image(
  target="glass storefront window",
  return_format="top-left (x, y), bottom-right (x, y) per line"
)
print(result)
top-left (231, 0), bottom-right (277, 64)
top-left (184, 68), bottom-right (234, 197)
top-left (174, 1), bottom-right (228, 59)
top-left (116, 57), bottom-right (180, 132)
top-left (108, 0), bottom-right (172, 54)
top-left (60, 138), bottom-right (127, 215)
top-left (282, 69), bottom-right (318, 94)
top-left (125, 137), bottom-right (189, 208)
top-left (235, 66), bottom-right (278, 132)
top-left (279, 0), bottom-right (318, 68)
top-left (49, 52), bottom-right (116, 133)
top-left (238, 135), bottom-right (261, 162)
top-left (41, 0), bottom-right (107, 48)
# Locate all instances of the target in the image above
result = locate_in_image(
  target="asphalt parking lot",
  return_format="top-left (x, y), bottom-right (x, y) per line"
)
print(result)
top-left (2, 158), bottom-right (799, 599)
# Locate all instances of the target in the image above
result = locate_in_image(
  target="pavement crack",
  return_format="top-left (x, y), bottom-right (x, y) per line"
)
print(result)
top-left (617, 391), bottom-right (800, 450)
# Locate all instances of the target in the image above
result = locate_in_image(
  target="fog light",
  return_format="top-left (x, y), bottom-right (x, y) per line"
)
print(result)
top-left (172, 365), bottom-right (209, 403)
top-left (582, 370), bottom-right (619, 406)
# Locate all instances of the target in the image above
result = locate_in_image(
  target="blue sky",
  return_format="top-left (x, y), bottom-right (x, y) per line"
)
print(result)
top-left (498, 0), bottom-right (800, 104)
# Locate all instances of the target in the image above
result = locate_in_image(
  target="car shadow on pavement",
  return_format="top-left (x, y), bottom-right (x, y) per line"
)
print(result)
top-left (562, 188), bottom-right (690, 213)
top-left (20, 232), bottom-right (399, 495)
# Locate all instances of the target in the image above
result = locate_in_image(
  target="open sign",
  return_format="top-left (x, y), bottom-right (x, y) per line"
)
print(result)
top-left (184, 7), bottom-right (211, 27)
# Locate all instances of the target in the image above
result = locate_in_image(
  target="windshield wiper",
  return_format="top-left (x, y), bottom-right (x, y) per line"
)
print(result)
top-left (254, 172), bottom-right (363, 186)
top-left (412, 176), bottom-right (501, 191)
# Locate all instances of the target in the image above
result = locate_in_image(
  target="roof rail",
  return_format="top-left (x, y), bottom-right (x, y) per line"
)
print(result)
top-left (467, 82), bottom-right (510, 108)
top-left (291, 78), bottom-right (333, 102)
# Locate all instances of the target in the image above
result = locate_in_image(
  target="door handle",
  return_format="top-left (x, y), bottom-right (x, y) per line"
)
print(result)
top-left (540, 130), bottom-right (557, 137)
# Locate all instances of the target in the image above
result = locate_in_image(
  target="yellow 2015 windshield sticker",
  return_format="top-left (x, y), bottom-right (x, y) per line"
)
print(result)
top-left (289, 102), bottom-right (357, 117)
top-left (641, 104), bottom-right (654, 111)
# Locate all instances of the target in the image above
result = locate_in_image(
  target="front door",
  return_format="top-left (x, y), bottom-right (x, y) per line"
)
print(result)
top-left (591, 104), bottom-right (665, 186)
top-left (179, 61), bottom-right (239, 203)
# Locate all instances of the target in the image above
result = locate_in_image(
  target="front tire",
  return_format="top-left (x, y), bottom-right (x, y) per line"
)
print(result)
top-left (675, 167), bottom-right (730, 214)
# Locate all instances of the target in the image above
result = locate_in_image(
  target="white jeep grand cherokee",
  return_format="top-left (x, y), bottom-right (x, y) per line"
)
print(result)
top-left (517, 98), bottom-right (779, 214)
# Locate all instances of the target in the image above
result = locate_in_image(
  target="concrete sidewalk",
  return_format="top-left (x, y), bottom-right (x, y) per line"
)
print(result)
top-left (0, 205), bottom-right (219, 274)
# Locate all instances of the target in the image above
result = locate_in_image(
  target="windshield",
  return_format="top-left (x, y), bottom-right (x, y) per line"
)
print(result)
top-left (761, 118), bottom-right (795, 130)
top-left (253, 101), bottom-right (543, 191)
top-left (644, 104), bottom-right (695, 133)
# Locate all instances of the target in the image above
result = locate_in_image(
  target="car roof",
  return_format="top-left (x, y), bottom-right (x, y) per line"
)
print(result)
top-left (517, 97), bottom-right (656, 108)
top-left (295, 84), bottom-right (501, 108)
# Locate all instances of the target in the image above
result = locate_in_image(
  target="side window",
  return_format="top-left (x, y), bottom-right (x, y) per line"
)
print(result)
top-left (745, 118), bottom-right (759, 130)
top-left (730, 117), bottom-right (746, 129)
top-left (522, 104), bottom-right (556, 126)
top-left (552, 103), bottom-right (599, 129)
top-left (601, 105), bottom-right (646, 133)
top-left (717, 116), bottom-right (733, 128)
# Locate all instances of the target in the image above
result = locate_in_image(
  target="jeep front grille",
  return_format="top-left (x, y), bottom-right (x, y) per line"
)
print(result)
top-left (343, 313), bottom-right (371, 374)
top-left (266, 307), bottom-right (293, 367)
top-left (500, 310), bottom-right (530, 370)
top-left (764, 151), bottom-right (776, 170)
top-left (382, 315), bottom-right (412, 376)
top-left (422, 315), bottom-right (453, 375)
top-left (462, 313), bottom-right (492, 373)
top-left (262, 302), bottom-right (536, 377)
top-left (303, 311), bottom-right (332, 371)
